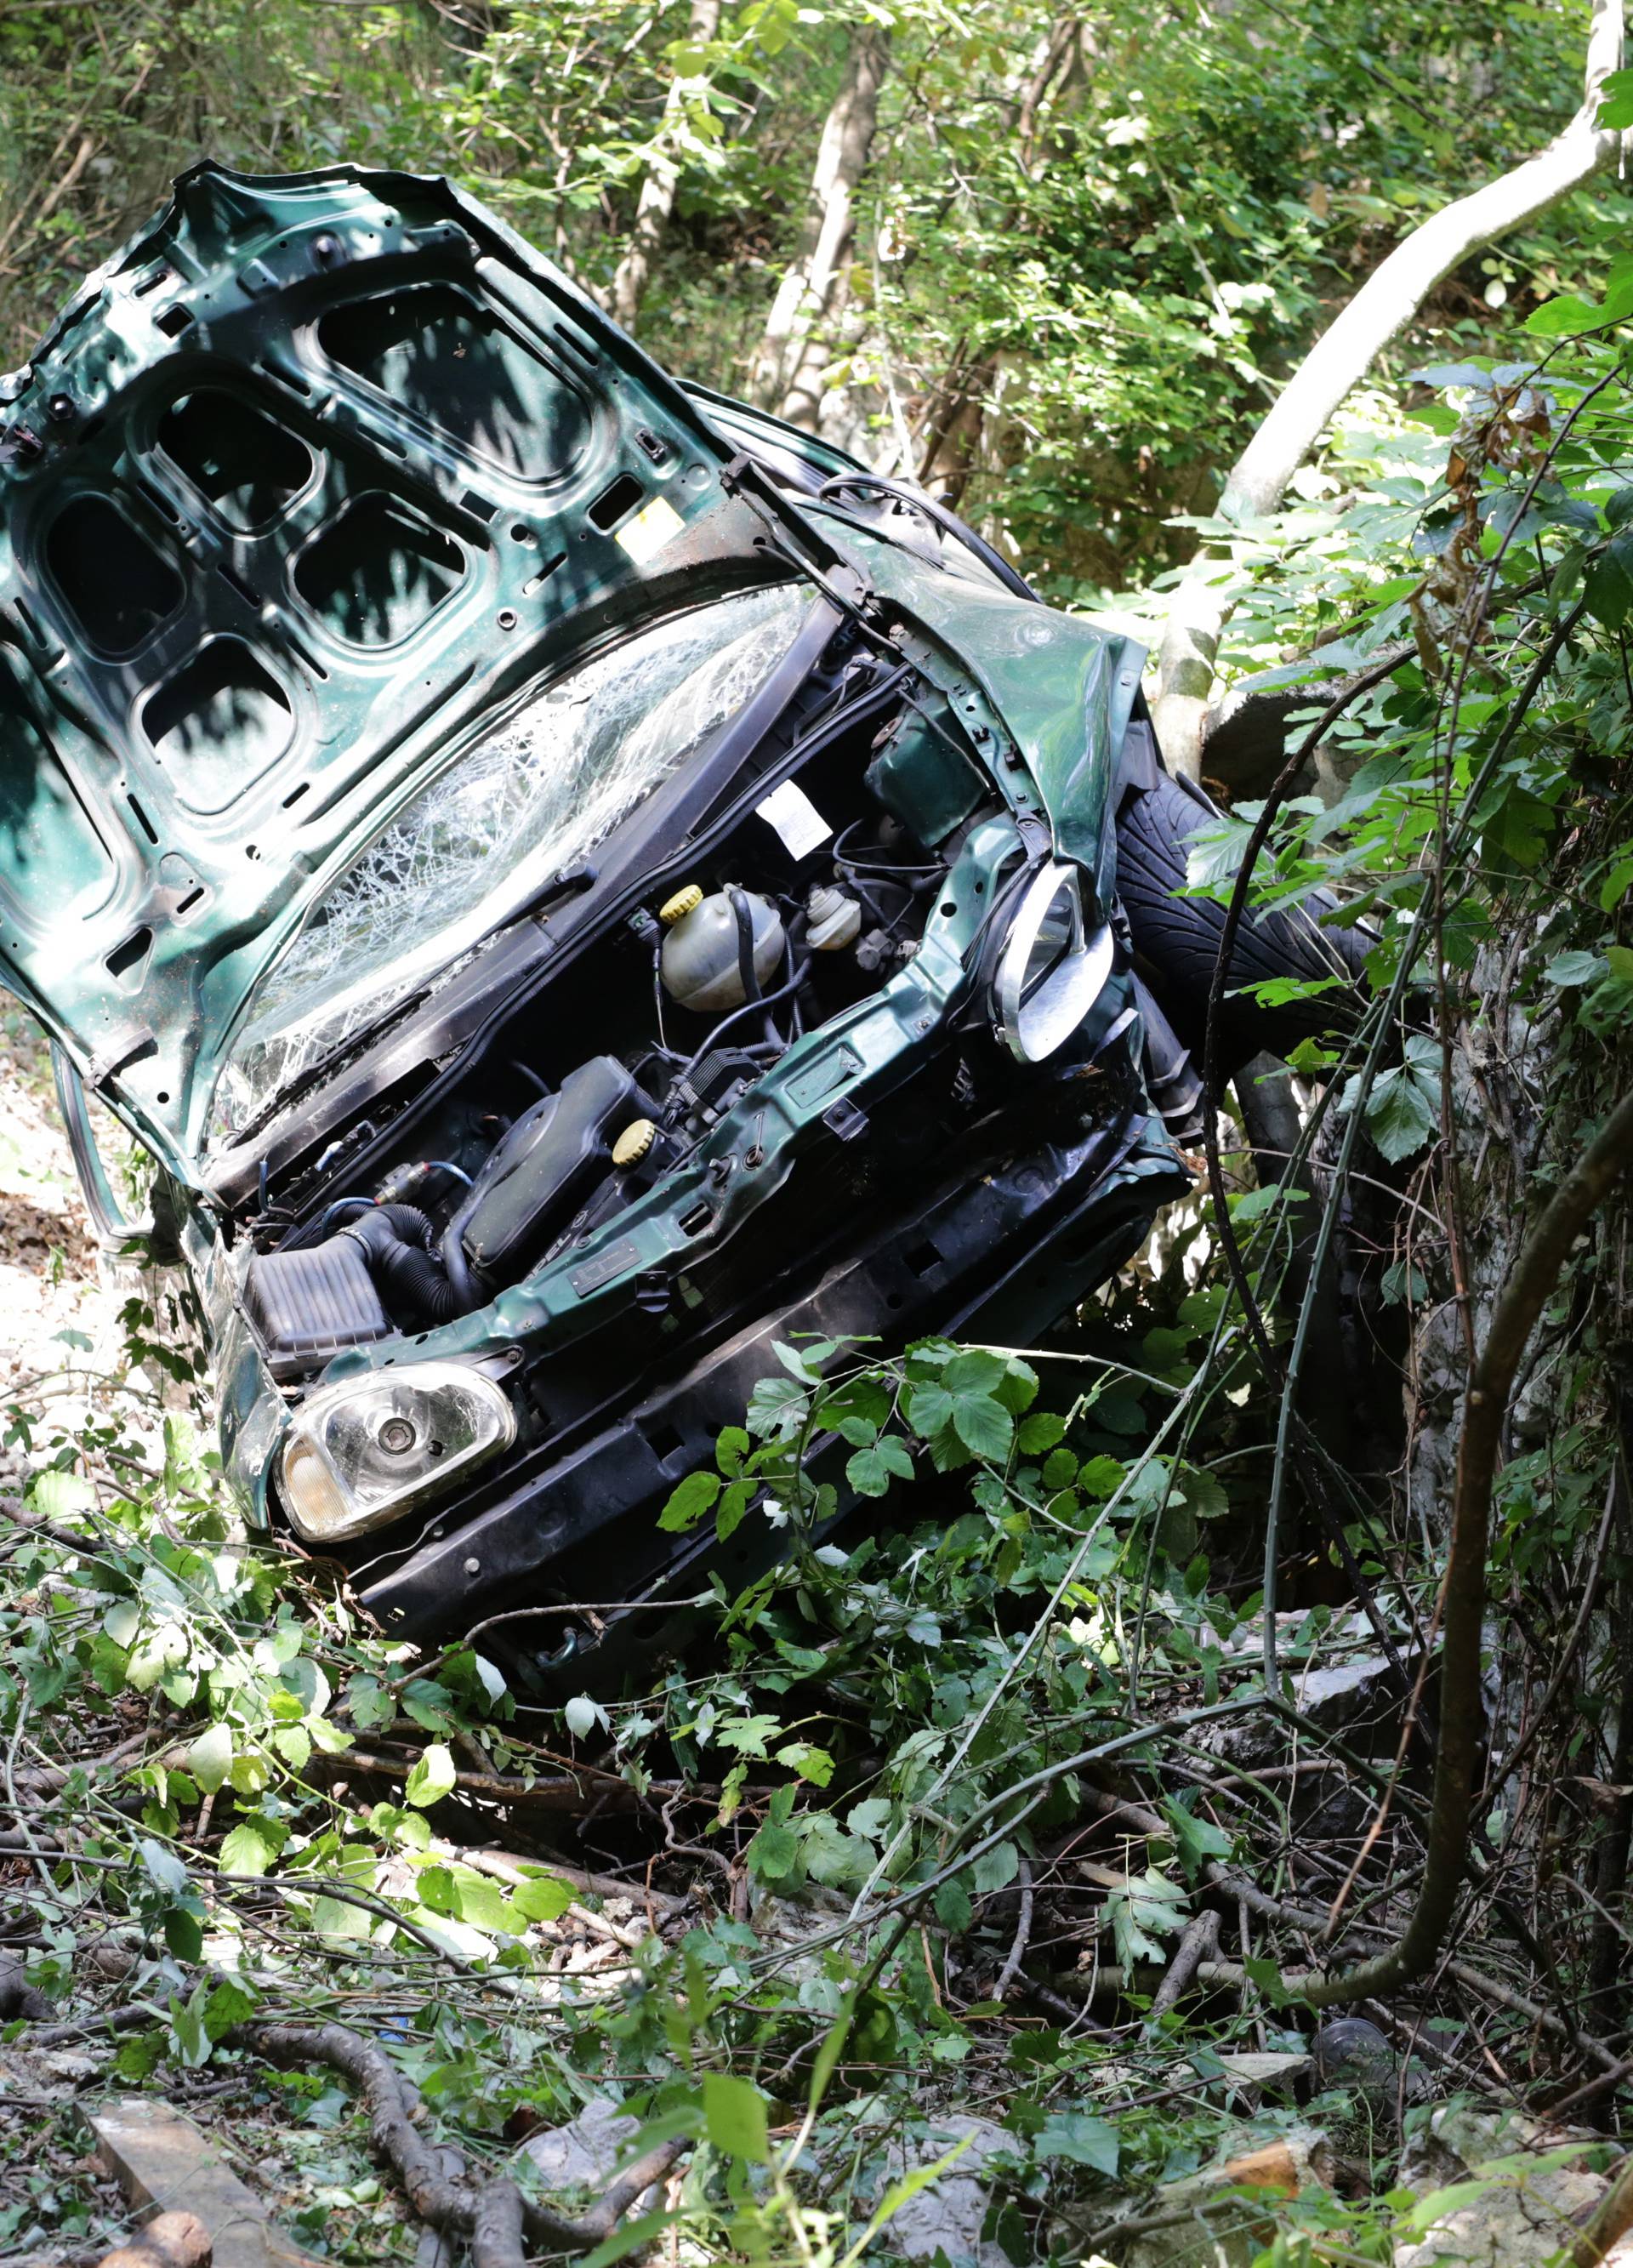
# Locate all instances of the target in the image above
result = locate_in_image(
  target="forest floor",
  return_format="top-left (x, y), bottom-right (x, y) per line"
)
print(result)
top-left (1, 1023), bottom-right (1630, 2268)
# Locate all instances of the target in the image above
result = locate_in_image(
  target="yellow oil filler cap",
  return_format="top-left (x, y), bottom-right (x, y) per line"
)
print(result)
top-left (612, 1118), bottom-right (657, 1169)
top-left (659, 883), bottom-right (703, 926)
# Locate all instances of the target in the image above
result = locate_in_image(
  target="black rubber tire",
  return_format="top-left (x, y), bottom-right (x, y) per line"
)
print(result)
top-left (1115, 766), bottom-right (1370, 1071)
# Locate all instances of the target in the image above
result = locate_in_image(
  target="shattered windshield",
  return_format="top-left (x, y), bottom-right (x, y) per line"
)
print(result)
top-left (209, 583), bottom-right (813, 1147)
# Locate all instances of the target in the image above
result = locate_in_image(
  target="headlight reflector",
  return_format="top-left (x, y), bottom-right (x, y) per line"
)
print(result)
top-left (280, 1361), bottom-right (516, 1543)
top-left (993, 862), bottom-right (1114, 1062)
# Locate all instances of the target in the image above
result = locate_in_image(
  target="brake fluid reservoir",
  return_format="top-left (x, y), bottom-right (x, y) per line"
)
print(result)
top-left (660, 886), bottom-right (785, 1013)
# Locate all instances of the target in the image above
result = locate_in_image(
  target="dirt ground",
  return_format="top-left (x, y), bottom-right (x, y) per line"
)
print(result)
top-left (0, 1008), bottom-right (144, 1496)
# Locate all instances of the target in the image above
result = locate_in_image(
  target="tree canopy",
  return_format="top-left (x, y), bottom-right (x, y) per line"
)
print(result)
top-left (0, 0), bottom-right (1614, 615)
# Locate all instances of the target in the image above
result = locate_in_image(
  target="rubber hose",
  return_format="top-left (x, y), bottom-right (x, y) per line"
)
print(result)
top-left (278, 1196), bottom-right (374, 1253)
top-left (340, 1205), bottom-right (468, 1326)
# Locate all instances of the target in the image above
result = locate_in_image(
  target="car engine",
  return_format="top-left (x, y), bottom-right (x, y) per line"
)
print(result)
top-left (236, 630), bottom-right (1024, 1399)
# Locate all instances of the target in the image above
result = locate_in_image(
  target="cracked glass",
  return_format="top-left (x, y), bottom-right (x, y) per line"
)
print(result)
top-left (209, 583), bottom-right (812, 1147)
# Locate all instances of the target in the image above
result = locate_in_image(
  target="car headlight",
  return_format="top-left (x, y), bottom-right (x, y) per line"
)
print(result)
top-left (280, 1361), bottom-right (516, 1543)
top-left (992, 861), bottom-right (1114, 1062)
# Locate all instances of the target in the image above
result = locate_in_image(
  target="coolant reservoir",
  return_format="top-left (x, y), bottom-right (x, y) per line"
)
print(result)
top-left (660, 886), bottom-right (785, 1013)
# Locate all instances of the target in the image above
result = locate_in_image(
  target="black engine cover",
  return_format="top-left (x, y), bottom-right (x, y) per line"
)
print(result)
top-left (449, 1056), bottom-right (644, 1287)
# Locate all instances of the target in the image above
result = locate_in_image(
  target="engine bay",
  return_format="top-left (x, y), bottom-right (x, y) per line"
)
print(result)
top-left (236, 612), bottom-right (1003, 1388)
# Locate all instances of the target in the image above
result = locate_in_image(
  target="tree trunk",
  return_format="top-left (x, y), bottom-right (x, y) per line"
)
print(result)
top-left (610, 0), bottom-right (723, 335)
top-left (748, 27), bottom-right (890, 429)
top-left (915, 16), bottom-right (1087, 499)
top-left (1150, 0), bottom-right (1624, 778)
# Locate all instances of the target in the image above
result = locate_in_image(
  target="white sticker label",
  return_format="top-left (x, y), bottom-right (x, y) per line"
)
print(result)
top-left (615, 495), bottom-right (686, 565)
top-left (755, 778), bottom-right (833, 860)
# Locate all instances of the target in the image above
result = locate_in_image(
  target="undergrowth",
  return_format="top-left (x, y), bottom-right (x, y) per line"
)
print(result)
top-left (7, 283), bottom-right (1633, 2268)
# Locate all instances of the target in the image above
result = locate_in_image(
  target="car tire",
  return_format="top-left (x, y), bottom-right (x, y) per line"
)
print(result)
top-left (1115, 755), bottom-right (1370, 1073)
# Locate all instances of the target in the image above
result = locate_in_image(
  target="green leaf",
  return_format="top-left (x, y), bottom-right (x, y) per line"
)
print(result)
top-left (1017, 1411), bottom-right (1067, 1455)
top-left (139, 1836), bottom-right (189, 1897)
top-left (972, 1839), bottom-right (1019, 1895)
top-left (703, 2072), bottom-right (769, 2163)
top-left (951, 1392), bottom-right (1013, 1462)
top-left (715, 1479), bottom-right (754, 1543)
top-left (907, 1382), bottom-right (954, 1439)
top-left (1545, 949), bottom-right (1608, 988)
top-left (1033, 2111), bottom-right (1119, 2174)
top-left (404, 1743), bottom-right (456, 1809)
top-left (746, 1374), bottom-right (808, 1440)
top-left (1585, 533), bottom-right (1633, 628)
top-left (1600, 67), bottom-right (1633, 128)
top-left (203, 1979), bottom-right (258, 2040)
top-left (746, 1820), bottom-right (799, 1883)
top-left (1241, 1953), bottom-right (1292, 2007)
top-left (934, 1876), bottom-right (973, 1933)
top-left (775, 1740), bottom-right (834, 1786)
top-left (218, 1818), bottom-right (286, 1877)
top-left (845, 1435), bottom-right (914, 1497)
top-left (187, 1720), bottom-right (233, 1794)
top-left (657, 1470), bottom-right (720, 1533)
top-left (1164, 1799), bottom-right (1233, 1878)
top-left (163, 1906), bottom-right (204, 1963)
top-left (578, 2211), bottom-right (678, 2268)
top-left (941, 1349), bottom-right (1008, 1395)
top-left (509, 1872), bottom-right (574, 1923)
top-left (113, 2029), bottom-right (165, 2083)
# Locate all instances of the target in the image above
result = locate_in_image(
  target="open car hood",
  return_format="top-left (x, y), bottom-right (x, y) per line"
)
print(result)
top-left (0, 162), bottom-right (798, 1177)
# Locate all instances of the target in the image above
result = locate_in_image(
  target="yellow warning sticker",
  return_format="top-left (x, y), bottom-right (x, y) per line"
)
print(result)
top-left (615, 495), bottom-right (686, 565)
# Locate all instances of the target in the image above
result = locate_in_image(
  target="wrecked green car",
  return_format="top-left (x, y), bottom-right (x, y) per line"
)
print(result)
top-left (0, 163), bottom-right (1358, 1680)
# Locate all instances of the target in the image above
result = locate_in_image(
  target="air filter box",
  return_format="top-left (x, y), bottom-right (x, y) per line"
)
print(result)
top-left (245, 1236), bottom-right (392, 1380)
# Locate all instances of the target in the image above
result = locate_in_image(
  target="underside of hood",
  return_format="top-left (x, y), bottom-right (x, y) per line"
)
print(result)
top-left (0, 162), bottom-right (793, 1176)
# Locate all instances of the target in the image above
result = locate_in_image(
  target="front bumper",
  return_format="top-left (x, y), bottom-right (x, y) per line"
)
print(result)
top-left (341, 1074), bottom-right (1186, 1678)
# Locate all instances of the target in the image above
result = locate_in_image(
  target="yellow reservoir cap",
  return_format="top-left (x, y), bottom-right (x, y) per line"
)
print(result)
top-left (659, 883), bottom-right (703, 926)
top-left (612, 1118), bottom-right (657, 1169)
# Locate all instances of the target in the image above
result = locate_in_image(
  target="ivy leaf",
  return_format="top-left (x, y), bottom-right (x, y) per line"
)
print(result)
top-left (1106, 1869), bottom-right (1188, 1965)
top-left (1164, 1798), bottom-right (1233, 1878)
